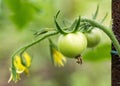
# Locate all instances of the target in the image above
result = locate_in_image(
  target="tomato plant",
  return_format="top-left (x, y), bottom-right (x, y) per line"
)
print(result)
top-left (58, 32), bottom-right (87, 58)
top-left (85, 28), bottom-right (101, 48)
top-left (8, 8), bottom-right (120, 83)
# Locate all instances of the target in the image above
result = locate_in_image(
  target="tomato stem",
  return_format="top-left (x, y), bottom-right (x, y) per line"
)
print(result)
top-left (11, 31), bottom-right (59, 67)
top-left (81, 18), bottom-right (120, 56)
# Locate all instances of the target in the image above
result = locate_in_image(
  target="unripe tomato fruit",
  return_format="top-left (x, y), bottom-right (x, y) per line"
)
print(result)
top-left (85, 28), bottom-right (101, 48)
top-left (58, 32), bottom-right (87, 58)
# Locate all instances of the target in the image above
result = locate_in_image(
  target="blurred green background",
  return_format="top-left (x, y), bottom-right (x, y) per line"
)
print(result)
top-left (0, 0), bottom-right (111, 86)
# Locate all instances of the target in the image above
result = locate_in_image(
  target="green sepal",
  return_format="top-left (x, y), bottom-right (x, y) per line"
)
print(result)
top-left (78, 23), bottom-right (87, 32)
top-left (73, 16), bottom-right (81, 33)
top-left (21, 55), bottom-right (27, 67)
top-left (11, 67), bottom-right (18, 82)
top-left (85, 26), bottom-right (93, 33)
top-left (55, 10), bottom-right (60, 19)
top-left (92, 4), bottom-right (99, 20)
top-left (54, 17), bottom-right (67, 34)
top-left (69, 19), bottom-right (77, 30)
top-left (100, 12), bottom-right (108, 23)
top-left (33, 29), bottom-right (48, 37)
top-left (49, 39), bottom-right (58, 65)
top-left (33, 28), bottom-right (56, 37)
top-left (19, 51), bottom-right (32, 68)
top-left (79, 22), bottom-right (92, 33)
top-left (19, 50), bottom-right (27, 67)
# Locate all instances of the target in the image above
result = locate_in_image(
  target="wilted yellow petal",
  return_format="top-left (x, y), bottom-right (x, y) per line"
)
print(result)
top-left (23, 52), bottom-right (31, 67)
top-left (53, 48), bottom-right (66, 67)
top-left (8, 73), bottom-right (13, 83)
top-left (8, 71), bottom-right (21, 83)
top-left (14, 55), bottom-right (25, 73)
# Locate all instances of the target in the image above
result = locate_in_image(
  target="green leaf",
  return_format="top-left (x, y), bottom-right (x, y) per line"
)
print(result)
top-left (4, 0), bottom-right (21, 13)
top-left (4, 0), bottom-right (37, 29)
top-left (82, 44), bottom-right (111, 62)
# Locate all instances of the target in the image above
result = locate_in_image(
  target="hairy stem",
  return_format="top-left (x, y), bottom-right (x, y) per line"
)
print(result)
top-left (81, 18), bottom-right (120, 56)
top-left (11, 31), bottom-right (58, 66)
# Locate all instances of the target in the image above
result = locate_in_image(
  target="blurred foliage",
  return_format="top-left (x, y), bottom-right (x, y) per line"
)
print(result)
top-left (0, 0), bottom-right (111, 86)
top-left (82, 30), bottom-right (111, 62)
top-left (4, 0), bottom-right (38, 29)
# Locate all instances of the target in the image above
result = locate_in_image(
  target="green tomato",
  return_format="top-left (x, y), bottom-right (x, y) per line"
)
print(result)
top-left (58, 32), bottom-right (87, 58)
top-left (85, 28), bottom-right (101, 48)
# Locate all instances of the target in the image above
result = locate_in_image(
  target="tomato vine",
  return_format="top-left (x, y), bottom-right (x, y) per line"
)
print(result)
top-left (9, 10), bottom-right (120, 82)
top-left (11, 17), bottom-right (120, 58)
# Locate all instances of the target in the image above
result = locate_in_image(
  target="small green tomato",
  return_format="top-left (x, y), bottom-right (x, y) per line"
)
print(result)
top-left (85, 28), bottom-right (101, 48)
top-left (58, 32), bottom-right (87, 58)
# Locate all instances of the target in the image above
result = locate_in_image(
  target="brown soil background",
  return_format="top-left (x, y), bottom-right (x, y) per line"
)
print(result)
top-left (112, 0), bottom-right (120, 86)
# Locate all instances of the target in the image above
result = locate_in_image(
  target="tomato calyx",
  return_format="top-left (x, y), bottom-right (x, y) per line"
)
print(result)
top-left (54, 13), bottom-right (81, 35)
top-left (75, 55), bottom-right (82, 64)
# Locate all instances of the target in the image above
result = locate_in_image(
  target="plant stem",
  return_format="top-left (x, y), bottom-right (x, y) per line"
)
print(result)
top-left (11, 31), bottom-right (58, 64)
top-left (24, 31), bottom-right (58, 50)
top-left (81, 18), bottom-right (120, 56)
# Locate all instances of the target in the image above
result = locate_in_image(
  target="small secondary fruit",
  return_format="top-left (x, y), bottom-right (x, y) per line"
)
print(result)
top-left (85, 28), bottom-right (101, 48)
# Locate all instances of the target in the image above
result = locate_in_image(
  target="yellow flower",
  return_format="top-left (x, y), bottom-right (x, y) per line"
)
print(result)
top-left (14, 55), bottom-right (26, 73)
top-left (52, 48), bottom-right (66, 67)
top-left (8, 52), bottom-right (32, 83)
